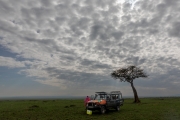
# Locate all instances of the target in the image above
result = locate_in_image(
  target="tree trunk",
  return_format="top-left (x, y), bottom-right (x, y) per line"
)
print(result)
top-left (130, 82), bottom-right (140, 103)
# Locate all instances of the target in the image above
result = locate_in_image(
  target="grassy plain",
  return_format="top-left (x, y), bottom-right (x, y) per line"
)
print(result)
top-left (0, 97), bottom-right (180, 120)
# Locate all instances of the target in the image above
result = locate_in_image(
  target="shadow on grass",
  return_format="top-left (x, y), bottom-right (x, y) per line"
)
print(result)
top-left (64, 105), bottom-right (76, 108)
top-left (27, 105), bottom-right (39, 111)
top-left (80, 109), bottom-right (122, 116)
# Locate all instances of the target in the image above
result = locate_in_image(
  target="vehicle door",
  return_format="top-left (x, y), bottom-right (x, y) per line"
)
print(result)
top-left (107, 94), bottom-right (117, 107)
top-left (114, 94), bottom-right (121, 106)
top-left (106, 94), bottom-right (113, 107)
top-left (119, 94), bottom-right (124, 105)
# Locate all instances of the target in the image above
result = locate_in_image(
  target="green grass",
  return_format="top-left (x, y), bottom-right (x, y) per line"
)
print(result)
top-left (0, 97), bottom-right (180, 120)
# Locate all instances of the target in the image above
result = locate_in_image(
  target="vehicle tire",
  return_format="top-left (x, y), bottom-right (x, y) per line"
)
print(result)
top-left (116, 106), bottom-right (120, 111)
top-left (100, 106), bottom-right (106, 114)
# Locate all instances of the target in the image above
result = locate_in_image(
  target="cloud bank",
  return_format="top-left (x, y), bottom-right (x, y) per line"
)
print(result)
top-left (0, 0), bottom-right (180, 96)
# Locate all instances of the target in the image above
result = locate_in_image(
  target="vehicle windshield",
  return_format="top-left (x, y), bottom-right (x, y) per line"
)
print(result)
top-left (94, 94), bottom-right (121, 100)
top-left (94, 94), bottom-right (106, 100)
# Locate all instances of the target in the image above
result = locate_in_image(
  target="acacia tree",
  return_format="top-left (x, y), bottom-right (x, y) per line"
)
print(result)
top-left (111, 65), bottom-right (148, 103)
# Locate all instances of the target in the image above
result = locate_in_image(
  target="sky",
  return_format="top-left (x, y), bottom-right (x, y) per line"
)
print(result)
top-left (0, 0), bottom-right (180, 98)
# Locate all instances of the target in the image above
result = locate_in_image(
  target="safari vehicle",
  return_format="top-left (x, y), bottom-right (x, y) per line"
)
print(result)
top-left (86, 91), bottom-right (124, 114)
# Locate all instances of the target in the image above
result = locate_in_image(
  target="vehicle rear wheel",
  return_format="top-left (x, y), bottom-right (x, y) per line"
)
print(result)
top-left (100, 106), bottom-right (106, 114)
top-left (116, 106), bottom-right (120, 111)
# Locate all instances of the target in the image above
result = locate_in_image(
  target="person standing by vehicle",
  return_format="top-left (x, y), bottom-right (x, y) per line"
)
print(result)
top-left (84, 96), bottom-right (90, 106)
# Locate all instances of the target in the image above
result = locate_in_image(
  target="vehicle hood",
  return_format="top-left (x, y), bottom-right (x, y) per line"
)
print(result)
top-left (88, 100), bottom-right (100, 103)
top-left (88, 99), bottom-right (106, 104)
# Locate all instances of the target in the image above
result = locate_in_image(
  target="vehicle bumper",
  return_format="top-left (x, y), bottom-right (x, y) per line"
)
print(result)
top-left (86, 106), bottom-right (100, 111)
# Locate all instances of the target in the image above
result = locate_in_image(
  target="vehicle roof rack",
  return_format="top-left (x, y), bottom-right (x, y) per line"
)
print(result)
top-left (95, 92), bottom-right (108, 94)
top-left (110, 91), bottom-right (121, 94)
top-left (95, 91), bottom-right (122, 94)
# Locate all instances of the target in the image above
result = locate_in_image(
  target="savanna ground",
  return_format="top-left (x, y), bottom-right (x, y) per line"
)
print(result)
top-left (0, 97), bottom-right (180, 120)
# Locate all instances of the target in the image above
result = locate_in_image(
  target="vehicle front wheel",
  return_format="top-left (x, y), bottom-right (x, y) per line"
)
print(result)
top-left (116, 106), bottom-right (120, 111)
top-left (100, 106), bottom-right (106, 114)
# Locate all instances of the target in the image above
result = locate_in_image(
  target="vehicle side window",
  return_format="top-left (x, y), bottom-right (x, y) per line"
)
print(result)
top-left (116, 95), bottom-right (119, 99)
top-left (119, 94), bottom-right (122, 99)
top-left (111, 95), bottom-right (116, 100)
top-left (106, 95), bottom-right (110, 100)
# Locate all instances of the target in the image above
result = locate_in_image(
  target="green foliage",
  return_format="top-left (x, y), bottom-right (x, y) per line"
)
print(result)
top-left (0, 98), bottom-right (180, 120)
top-left (111, 65), bottom-right (148, 83)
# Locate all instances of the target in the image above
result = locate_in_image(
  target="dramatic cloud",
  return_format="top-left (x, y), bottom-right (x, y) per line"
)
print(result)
top-left (0, 0), bottom-right (180, 97)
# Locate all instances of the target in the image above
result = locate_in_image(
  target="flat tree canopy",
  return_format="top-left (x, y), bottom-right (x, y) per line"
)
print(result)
top-left (111, 65), bottom-right (148, 103)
